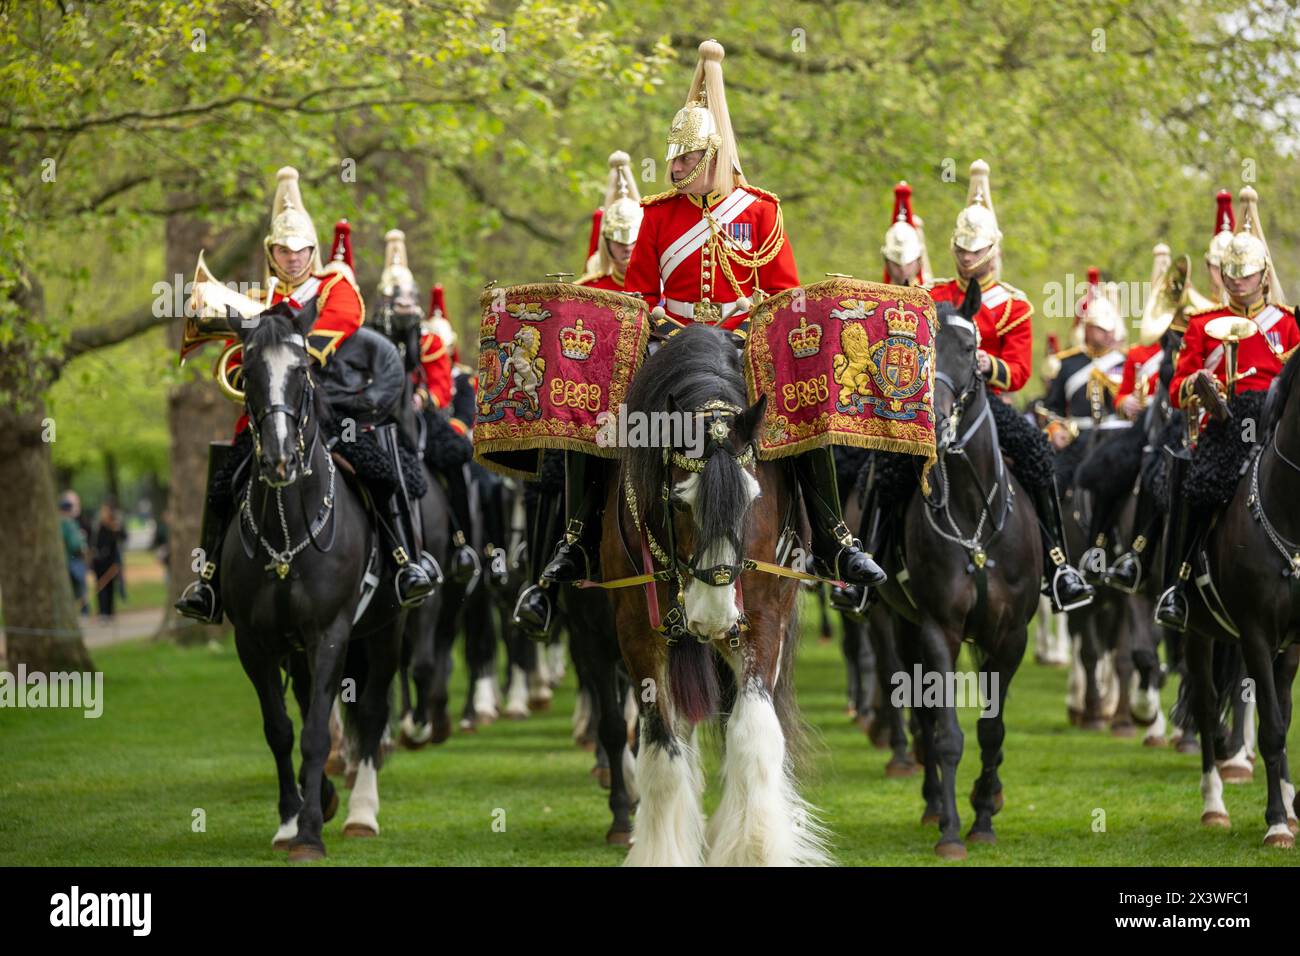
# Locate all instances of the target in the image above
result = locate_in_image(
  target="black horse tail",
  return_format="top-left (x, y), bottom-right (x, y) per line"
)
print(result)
top-left (1170, 642), bottom-right (1246, 739)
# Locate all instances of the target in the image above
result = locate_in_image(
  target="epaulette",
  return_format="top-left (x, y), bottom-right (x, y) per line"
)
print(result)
top-left (641, 189), bottom-right (678, 207)
top-left (741, 184), bottom-right (780, 204)
top-left (1053, 345), bottom-right (1083, 361)
top-left (1186, 303), bottom-right (1227, 320)
top-left (1000, 281), bottom-right (1030, 302)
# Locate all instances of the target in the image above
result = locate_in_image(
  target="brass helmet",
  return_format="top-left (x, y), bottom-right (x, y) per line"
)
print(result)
top-left (601, 151), bottom-right (643, 246)
top-left (379, 228), bottom-right (417, 296)
top-left (1206, 190), bottom-right (1235, 267)
top-left (882, 182), bottom-right (924, 267)
top-left (1221, 186), bottom-right (1270, 282)
top-left (263, 166), bottom-right (322, 287)
top-left (952, 159), bottom-right (1002, 253)
top-left (665, 40), bottom-right (744, 195)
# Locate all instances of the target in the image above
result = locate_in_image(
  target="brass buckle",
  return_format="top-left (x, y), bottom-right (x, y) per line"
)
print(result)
top-left (393, 547), bottom-right (410, 566)
top-left (199, 561), bottom-right (217, 582)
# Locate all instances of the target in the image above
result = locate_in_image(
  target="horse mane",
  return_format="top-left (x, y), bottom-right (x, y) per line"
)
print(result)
top-left (1262, 346), bottom-right (1300, 436)
top-left (621, 324), bottom-right (749, 531)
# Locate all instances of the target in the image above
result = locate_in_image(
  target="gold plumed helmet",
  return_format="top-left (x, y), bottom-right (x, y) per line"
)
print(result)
top-left (1221, 187), bottom-right (1273, 287)
top-left (263, 166), bottom-right (322, 286)
top-left (952, 159), bottom-right (1002, 253)
top-left (379, 229), bottom-right (417, 296)
top-left (665, 40), bottom-right (745, 195)
top-left (1206, 190), bottom-right (1235, 267)
top-left (882, 182), bottom-right (924, 267)
top-left (601, 151), bottom-right (643, 246)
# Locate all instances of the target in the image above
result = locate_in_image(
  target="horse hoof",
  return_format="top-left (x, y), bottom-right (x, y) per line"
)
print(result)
top-left (921, 812), bottom-right (941, 827)
top-left (272, 837), bottom-right (293, 852)
top-left (967, 829), bottom-right (996, 845)
top-left (606, 829), bottom-right (632, 847)
top-left (345, 771), bottom-right (357, 790)
top-left (1201, 811), bottom-right (1231, 829)
top-left (934, 841), bottom-right (967, 860)
top-left (885, 759), bottom-right (917, 778)
top-left (529, 697), bottom-right (552, 712)
top-left (578, 739), bottom-right (597, 753)
top-left (1176, 739), bottom-right (1201, 755)
top-left (458, 720), bottom-right (478, 733)
top-left (343, 823), bottom-right (378, 838)
top-left (1143, 736), bottom-right (1166, 748)
top-left (593, 767), bottom-right (612, 790)
top-left (476, 713), bottom-right (496, 726)
top-left (287, 844), bottom-right (325, 863)
top-left (505, 709), bottom-right (528, 721)
top-left (1264, 830), bottom-right (1295, 849)
top-left (1067, 708), bottom-right (1082, 727)
top-left (1110, 722), bottom-right (1136, 739)
top-left (1289, 818), bottom-right (1299, 836)
top-left (1219, 764), bottom-right (1253, 784)
top-left (322, 790), bottom-right (339, 824)
top-left (431, 717), bottom-right (452, 745)
top-left (325, 753), bottom-right (346, 777)
top-left (1081, 718), bottom-right (1107, 732)
top-left (399, 731), bottom-right (429, 751)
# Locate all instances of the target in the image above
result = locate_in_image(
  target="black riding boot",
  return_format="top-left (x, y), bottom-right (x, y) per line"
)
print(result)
top-left (441, 464), bottom-right (481, 586)
top-left (831, 454), bottom-right (882, 618)
top-left (540, 451), bottom-right (604, 584)
top-left (1106, 475), bottom-right (1162, 594)
top-left (796, 446), bottom-right (887, 587)
top-left (1032, 476), bottom-right (1095, 612)
top-left (1154, 449), bottom-right (1196, 631)
top-left (175, 442), bottom-right (236, 624)
top-left (1078, 491), bottom-right (1127, 585)
top-left (513, 485), bottom-right (563, 640)
top-left (375, 424), bottom-right (439, 608)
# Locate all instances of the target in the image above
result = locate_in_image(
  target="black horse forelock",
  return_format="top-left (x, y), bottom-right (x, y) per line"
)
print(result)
top-left (622, 325), bottom-right (752, 555)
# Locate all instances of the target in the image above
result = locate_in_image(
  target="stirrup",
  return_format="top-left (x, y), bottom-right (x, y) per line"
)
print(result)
top-left (512, 584), bottom-right (553, 641)
top-left (829, 583), bottom-right (874, 621)
top-left (1047, 565), bottom-right (1094, 613)
top-left (1104, 551), bottom-right (1142, 594)
top-left (394, 561), bottom-right (436, 609)
top-left (451, 542), bottom-right (482, 588)
top-left (1153, 585), bottom-right (1189, 632)
top-left (540, 539), bottom-right (591, 584)
top-left (175, 579), bottom-right (221, 625)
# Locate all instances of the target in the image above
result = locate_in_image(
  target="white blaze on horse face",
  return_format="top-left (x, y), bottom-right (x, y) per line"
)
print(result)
top-left (675, 469), bottom-right (761, 640)
top-left (262, 343), bottom-right (302, 467)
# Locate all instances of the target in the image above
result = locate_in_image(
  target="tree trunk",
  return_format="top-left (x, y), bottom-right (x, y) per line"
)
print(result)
top-left (0, 353), bottom-right (93, 672)
top-left (160, 211), bottom-right (239, 645)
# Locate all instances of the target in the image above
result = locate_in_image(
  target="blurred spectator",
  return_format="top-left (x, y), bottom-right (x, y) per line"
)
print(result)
top-left (92, 501), bottom-right (126, 621)
top-left (59, 493), bottom-right (88, 616)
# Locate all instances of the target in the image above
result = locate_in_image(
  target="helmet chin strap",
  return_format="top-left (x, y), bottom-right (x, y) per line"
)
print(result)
top-left (671, 140), bottom-right (718, 194)
top-left (952, 240), bottom-right (999, 278)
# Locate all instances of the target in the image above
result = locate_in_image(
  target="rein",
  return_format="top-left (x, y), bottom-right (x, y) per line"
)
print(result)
top-left (924, 359), bottom-right (1012, 571)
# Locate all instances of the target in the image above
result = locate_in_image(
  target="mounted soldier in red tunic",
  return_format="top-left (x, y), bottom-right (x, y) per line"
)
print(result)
top-left (174, 167), bottom-right (438, 623)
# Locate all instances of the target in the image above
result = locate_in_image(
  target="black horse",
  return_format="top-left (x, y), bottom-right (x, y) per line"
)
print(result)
top-left (875, 297), bottom-right (1042, 858)
top-left (1179, 351), bottom-right (1300, 844)
top-left (222, 304), bottom-right (410, 861)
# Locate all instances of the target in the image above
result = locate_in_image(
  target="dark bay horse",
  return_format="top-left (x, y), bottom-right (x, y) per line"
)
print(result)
top-left (876, 300), bottom-right (1041, 858)
top-left (1181, 351), bottom-right (1300, 845)
top-left (602, 324), bottom-right (830, 866)
top-left (223, 305), bottom-right (408, 861)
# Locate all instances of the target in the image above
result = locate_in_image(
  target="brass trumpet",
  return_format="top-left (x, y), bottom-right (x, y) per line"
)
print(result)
top-left (179, 250), bottom-right (267, 403)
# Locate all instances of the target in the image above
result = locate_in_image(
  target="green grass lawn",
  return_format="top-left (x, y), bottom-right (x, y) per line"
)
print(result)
top-left (2, 600), bottom-right (1299, 866)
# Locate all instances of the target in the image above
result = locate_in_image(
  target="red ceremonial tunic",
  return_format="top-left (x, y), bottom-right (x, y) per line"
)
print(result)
top-left (228, 268), bottom-right (364, 434)
top-left (1169, 301), bottom-right (1300, 408)
top-left (1115, 341), bottom-right (1164, 406)
top-left (623, 184), bottom-right (799, 332)
top-left (416, 330), bottom-right (453, 409)
top-left (927, 275), bottom-right (1034, 394)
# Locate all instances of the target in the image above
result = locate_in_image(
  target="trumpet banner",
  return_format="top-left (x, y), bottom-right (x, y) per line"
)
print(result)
top-left (745, 278), bottom-right (937, 464)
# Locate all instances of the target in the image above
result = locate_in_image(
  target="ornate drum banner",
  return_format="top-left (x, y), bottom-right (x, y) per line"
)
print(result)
top-left (473, 283), bottom-right (651, 478)
top-left (745, 278), bottom-right (937, 464)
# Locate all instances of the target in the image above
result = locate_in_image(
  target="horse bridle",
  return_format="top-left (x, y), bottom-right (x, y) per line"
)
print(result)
top-left (239, 334), bottom-right (338, 577)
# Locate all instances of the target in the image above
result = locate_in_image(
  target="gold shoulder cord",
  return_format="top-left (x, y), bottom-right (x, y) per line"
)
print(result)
top-left (707, 202), bottom-right (786, 304)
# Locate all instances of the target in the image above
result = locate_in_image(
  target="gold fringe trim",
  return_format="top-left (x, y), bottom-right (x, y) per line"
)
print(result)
top-left (474, 435), bottom-right (623, 481)
top-left (756, 430), bottom-right (937, 464)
